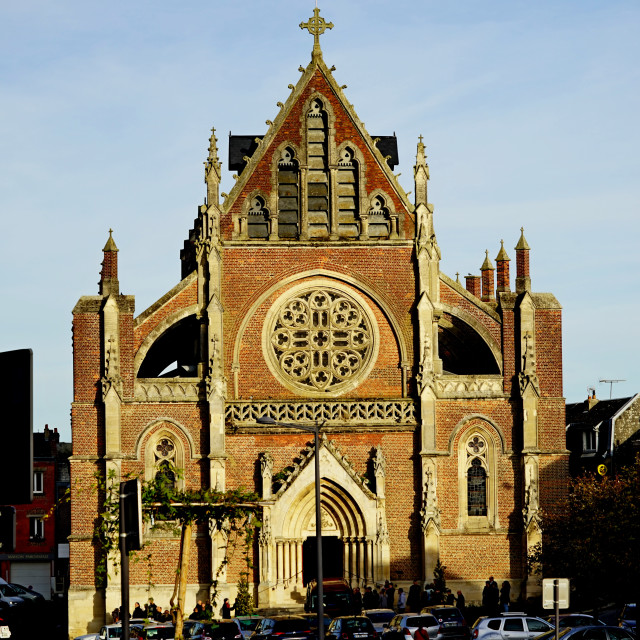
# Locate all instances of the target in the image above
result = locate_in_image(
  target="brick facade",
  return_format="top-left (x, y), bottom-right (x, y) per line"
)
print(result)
top-left (68, 18), bottom-right (568, 638)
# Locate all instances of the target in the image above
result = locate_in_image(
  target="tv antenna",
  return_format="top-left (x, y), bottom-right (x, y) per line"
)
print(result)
top-left (599, 379), bottom-right (625, 399)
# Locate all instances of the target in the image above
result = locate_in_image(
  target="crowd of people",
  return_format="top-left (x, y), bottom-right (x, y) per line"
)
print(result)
top-left (352, 579), bottom-right (467, 614)
top-left (111, 575), bottom-right (510, 625)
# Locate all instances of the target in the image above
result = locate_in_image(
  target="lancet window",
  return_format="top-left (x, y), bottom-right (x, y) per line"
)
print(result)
top-left (368, 195), bottom-right (391, 239)
top-left (277, 147), bottom-right (300, 239)
top-left (247, 196), bottom-right (270, 239)
top-left (306, 99), bottom-right (330, 239)
top-left (336, 147), bottom-right (359, 238)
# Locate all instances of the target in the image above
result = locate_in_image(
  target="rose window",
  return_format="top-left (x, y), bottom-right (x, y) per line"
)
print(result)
top-left (267, 286), bottom-right (376, 394)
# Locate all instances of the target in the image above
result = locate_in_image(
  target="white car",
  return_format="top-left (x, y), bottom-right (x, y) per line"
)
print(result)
top-left (471, 614), bottom-right (552, 640)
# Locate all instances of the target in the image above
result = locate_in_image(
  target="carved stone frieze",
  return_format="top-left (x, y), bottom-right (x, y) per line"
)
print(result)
top-left (436, 375), bottom-right (504, 399)
top-left (226, 399), bottom-right (417, 427)
top-left (135, 379), bottom-right (202, 402)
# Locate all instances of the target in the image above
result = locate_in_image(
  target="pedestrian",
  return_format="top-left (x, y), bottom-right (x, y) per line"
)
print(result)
top-left (362, 586), bottom-right (375, 610)
top-left (415, 624), bottom-right (429, 640)
top-left (500, 581), bottom-right (511, 613)
top-left (407, 579), bottom-right (421, 612)
top-left (379, 589), bottom-right (388, 609)
top-left (147, 597), bottom-right (158, 620)
top-left (352, 587), bottom-right (363, 614)
top-left (132, 602), bottom-right (145, 619)
top-left (386, 583), bottom-right (395, 609)
top-left (221, 597), bottom-right (234, 619)
top-left (455, 590), bottom-right (465, 612)
top-left (112, 607), bottom-right (120, 623)
top-left (397, 588), bottom-right (406, 613)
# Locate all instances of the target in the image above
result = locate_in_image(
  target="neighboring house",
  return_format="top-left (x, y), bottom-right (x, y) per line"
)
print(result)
top-left (68, 7), bottom-right (568, 637)
top-left (566, 392), bottom-right (640, 475)
top-left (0, 425), bottom-right (71, 599)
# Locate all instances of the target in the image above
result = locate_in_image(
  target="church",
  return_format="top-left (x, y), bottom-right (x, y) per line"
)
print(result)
top-left (68, 8), bottom-right (568, 635)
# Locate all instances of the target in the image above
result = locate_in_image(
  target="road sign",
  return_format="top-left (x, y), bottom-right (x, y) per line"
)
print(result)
top-left (542, 578), bottom-right (570, 609)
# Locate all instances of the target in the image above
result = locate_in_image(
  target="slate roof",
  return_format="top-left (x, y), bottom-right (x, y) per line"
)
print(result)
top-left (566, 396), bottom-right (633, 428)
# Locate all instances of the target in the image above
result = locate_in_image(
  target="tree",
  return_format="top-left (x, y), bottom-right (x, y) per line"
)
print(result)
top-left (433, 558), bottom-right (446, 593)
top-left (529, 457), bottom-right (640, 608)
top-left (92, 469), bottom-right (260, 640)
top-left (233, 572), bottom-right (255, 615)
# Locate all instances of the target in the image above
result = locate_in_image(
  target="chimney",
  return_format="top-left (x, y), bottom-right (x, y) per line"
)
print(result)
top-left (588, 389), bottom-right (599, 410)
top-left (480, 250), bottom-right (495, 303)
top-left (495, 240), bottom-right (511, 293)
top-left (465, 274), bottom-right (481, 298)
top-left (515, 227), bottom-right (531, 293)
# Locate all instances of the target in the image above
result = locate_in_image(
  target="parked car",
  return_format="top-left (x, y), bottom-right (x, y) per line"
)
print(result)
top-left (98, 624), bottom-right (144, 640)
top-left (326, 616), bottom-right (378, 640)
top-left (8, 584), bottom-right (45, 605)
top-left (420, 606), bottom-right (469, 640)
top-left (0, 582), bottom-right (25, 611)
top-left (543, 615), bottom-right (605, 629)
top-left (534, 626), bottom-right (636, 640)
top-left (297, 613), bottom-right (332, 634)
top-left (381, 614), bottom-right (440, 640)
top-left (470, 613), bottom-right (552, 640)
top-left (235, 617), bottom-right (264, 640)
top-left (251, 616), bottom-right (314, 640)
top-left (141, 625), bottom-right (175, 640)
top-left (618, 604), bottom-right (636, 635)
top-left (364, 610), bottom-right (397, 633)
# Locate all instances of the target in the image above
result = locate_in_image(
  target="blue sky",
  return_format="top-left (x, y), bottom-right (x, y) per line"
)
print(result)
top-left (1, 1), bottom-right (638, 442)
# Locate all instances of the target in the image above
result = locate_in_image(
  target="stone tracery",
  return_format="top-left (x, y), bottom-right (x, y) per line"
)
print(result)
top-left (266, 285), bottom-right (376, 394)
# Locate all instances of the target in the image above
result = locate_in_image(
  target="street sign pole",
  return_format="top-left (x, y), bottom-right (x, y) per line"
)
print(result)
top-left (120, 482), bottom-right (130, 640)
top-left (554, 579), bottom-right (559, 640)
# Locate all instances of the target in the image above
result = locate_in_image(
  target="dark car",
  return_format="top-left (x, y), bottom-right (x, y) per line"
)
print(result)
top-left (420, 606), bottom-right (469, 640)
top-left (298, 614), bottom-right (333, 633)
top-left (251, 616), bottom-right (314, 640)
top-left (618, 604), bottom-right (636, 635)
top-left (534, 626), bottom-right (636, 640)
top-left (543, 615), bottom-right (605, 629)
top-left (326, 616), bottom-right (378, 640)
top-left (8, 583), bottom-right (45, 604)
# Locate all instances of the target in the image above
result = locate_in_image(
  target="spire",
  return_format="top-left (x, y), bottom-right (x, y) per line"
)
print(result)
top-left (300, 7), bottom-right (333, 61)
top-left (205, 127), bottom-right (222, 206)
top-left (515, 227), bottom-right (531, 293)
top-left (480, 250), bottom-right (495, 303)
top-left (495, 240), bottom-right (511, 293)
top-left (99, 229), bottom-right (119, 296)
top-left (414, 134), bottom-right (430, 206)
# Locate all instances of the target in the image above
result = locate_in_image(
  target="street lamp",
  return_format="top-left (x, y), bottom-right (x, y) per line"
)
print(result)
top-left (256, 416), bottom-right (324, 639)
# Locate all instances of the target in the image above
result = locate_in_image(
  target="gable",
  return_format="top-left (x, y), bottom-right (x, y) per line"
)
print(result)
top-left (221, 65), bottom-right (413, 241)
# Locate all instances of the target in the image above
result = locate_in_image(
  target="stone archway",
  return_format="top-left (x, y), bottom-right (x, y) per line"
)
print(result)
top-left (257, 437), bottom-right (388, 608)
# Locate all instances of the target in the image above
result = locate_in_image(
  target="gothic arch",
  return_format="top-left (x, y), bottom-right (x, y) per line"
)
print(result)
top-left (231, 269), bottom-right (409, 398)
top-left (454, 419), bottom-right (502, 530)
top-left (299, 92), bottom-right (337, 162)
top-left (261, 437), bottom-right (387, 593)
top-left (134, 303), bottom-right (200, 377)
top-left (438, 302), bottom-right (503, 374)
top-left (447, 414), bottom-right (508, 455)
top-left (134, 418), bottom-right (198, 463)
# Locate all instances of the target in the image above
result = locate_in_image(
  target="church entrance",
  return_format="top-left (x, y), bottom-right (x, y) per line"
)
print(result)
top-left (302, 536), bottom-right (343, 584)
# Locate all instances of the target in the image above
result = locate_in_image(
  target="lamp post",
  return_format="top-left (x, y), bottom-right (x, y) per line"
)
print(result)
top-left (256, 416), bottom-right (324, 639)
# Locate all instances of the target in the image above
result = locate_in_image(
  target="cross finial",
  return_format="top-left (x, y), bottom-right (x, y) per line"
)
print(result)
top-left (300, 7), bottom-right (333, 58)
top-left (418, 135), bottom-right (424, 145)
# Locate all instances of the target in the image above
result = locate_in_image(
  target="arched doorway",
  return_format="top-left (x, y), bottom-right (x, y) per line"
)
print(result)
top-left (302, 536), bottom-right (344, 583)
